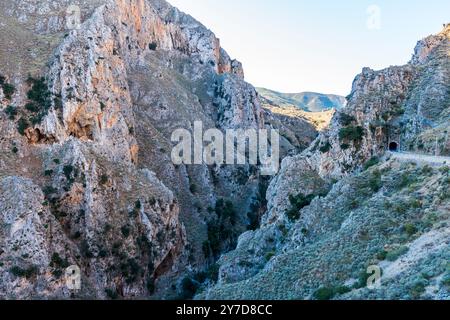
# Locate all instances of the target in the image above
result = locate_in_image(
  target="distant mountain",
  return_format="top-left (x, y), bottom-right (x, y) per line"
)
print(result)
top-left (256, 87), bottom-right (346, 112)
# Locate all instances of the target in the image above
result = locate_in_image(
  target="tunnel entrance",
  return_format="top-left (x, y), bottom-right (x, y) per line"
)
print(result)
top-left (389, 142), bottom-right (399, 152)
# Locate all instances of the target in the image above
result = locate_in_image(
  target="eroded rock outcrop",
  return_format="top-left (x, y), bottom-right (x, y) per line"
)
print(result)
top-left (0, 0), bottom-right (266, 299)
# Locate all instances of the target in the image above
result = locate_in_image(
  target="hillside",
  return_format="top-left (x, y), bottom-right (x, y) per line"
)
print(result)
top-left (257, 88), bottom-right (346, 112)
top-left (199, 24), bottom-right (450, 300)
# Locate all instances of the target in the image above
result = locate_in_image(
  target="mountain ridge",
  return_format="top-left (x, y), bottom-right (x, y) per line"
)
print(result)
top-left (257, 87), bottom-right (346, 112)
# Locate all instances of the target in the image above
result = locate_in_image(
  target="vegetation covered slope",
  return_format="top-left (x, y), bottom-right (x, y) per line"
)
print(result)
top-left (199, 160), bottom-right (450, 300)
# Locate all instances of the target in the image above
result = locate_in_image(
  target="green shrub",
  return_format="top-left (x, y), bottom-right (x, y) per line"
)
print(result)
top-left (265, 252), bottom-right (275, 261)
top-left (11, 146), bottom-right (18, 154)
top-left (20, 77), bottom-right (53, 125)
top-left (339, 126), bottom-right (364, 142)
top-left (386, 246), bottom-right (409, 261)
top-left (376, 250), bottom-right (388, 261)
top-left (422, 165), bottom-right (433, 175)
top-left (80, 240), bottom-right (94, 259)
top-left (368, 171), bottom-right (382, 192)
top-left (286, 193), bottom-right (316, 221)
top-left (247, 210), bottom-right (259, 231)
top-left (207, 224), bottom-right (221, 257)
top-left (404, 223), bottom-right (418, 236)
top-left (189, 183), bottom-right (197, 194)
top-left (394, 203), bottom-right (408, 214)
top-left (180, 277), bottom-right (199, 300)
top-left (339, 113), bottom-right (356, 126)
top-left (356, 270), bottom-right (371, 289)
top-left (42, 185), bottom-right (57, 196)
top-left (118, 257), bottom-right (142, 284)
top-left (54, 95), bottom-right (63, 110)
top-left (72, 231), bottom-right (81, 239)
top-left (215, 199), bottom-right (236, 221)
top-left (206, 199), bottom-right (238, 256)
top-left (410, 199), bottom-right (422, 209)
top-left (313, 287), bottom-right (336, 300)
top-left (99, 174), bottom-right (109, 185)
top-left (50, 253), bottom-right (69, 269)
top-left (4, 105), bottom-right (17, 120)
top-left (105, 288), bottom-right (119, 300)
top-left (334, 286), bottom-right (351, 295)
top-left (409, 282), bottom-right (426, 299)
top-left (63, 165), bottom-right (74, 180)
top-left (2, 83), bottom-right (16, 100)
top-left (319, 141), bottom-right (332, 153)
top-left (52, 268), bottom-right (63, 278)
top-left (25, 102), bottom-right (39, 113)
top-left (395, 173), bottom-right (416, 190)
top-left (17, 118), bottom-right (29, 135)
top-left (10, 266), bottom-right (38, 279)
top-left (148, 42), bottom-right (158, 50)
top-left (392, 106), bottom-right (405, 116)
top-left (121, 225), bottom-right (131, 238)
top-left (26, 77), bottom-right (51, 109)
top-left (363, 157), bottom-right (380, 170)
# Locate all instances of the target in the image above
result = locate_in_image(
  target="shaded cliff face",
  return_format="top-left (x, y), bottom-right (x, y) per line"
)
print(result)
top-left (201, 25), bottom-right (450, 300)
top-left (0, 0), bottom-right (265, 299)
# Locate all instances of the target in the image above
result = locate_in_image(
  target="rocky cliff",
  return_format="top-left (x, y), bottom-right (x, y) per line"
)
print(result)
top-left (200, 25), bottom-right (450, 300)
top-left (0, 0), bottom-right (266, 299)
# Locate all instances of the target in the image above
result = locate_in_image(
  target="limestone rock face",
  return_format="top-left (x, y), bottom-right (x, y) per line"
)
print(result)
top-left (0, 176), bottom-right (74, 299)
top-left (214, 75), bottom-right (264, 130)
top-left (411, 24), bottom-right (450, 65)
top-left (0, 177), bottom-right (50, 268)
top-left (34, 0), bottom-right (246, 163)
top-left (0, 0), bottom-right (265, 299)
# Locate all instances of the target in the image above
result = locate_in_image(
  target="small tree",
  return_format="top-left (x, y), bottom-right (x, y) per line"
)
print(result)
top-left (339, 113), bottom-right (356, 126)
top-left (17, 118), bottom-right (29, 135)
top-left (2, 83), bottom-right (16, 100)
top-left (4, 105), bottom-right (17, 120)
top-left (339, 126), bottom-right (364, 142)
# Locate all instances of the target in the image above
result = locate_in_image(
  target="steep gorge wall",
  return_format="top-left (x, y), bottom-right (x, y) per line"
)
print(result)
top-left (0, 0), bottom-right (264, 299)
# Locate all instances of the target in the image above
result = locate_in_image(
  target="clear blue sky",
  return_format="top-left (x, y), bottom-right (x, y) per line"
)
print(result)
top-left (169, 0), bottom-right (449, 96)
